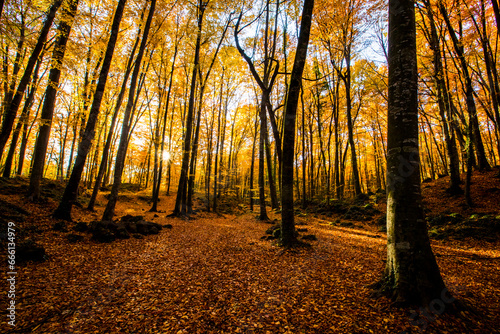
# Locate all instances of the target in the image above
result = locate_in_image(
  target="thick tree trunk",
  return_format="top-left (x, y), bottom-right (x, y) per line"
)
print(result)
top-left (380, 0), bottom-right (448, 306)
top-left (53, 0), bottom-right (127, 220)
top-left (280, 0), bottom-right (314, 247)
top-left (28, 0), bottom-right (79, 200)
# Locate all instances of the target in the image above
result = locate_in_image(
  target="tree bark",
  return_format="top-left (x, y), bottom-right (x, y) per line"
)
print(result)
top-left (280, 0), bottom-right (314, 247)
top-left (151, 42), bottom-right (178, 212)
top-left (173, 0), bottom-right (207, 216)
top-left (28, 0), bottom-right (79, 200)
top-left (102, 0), bottom-right (156, 221)
top-left (2, 56), bottom-right (43, 178)
top-left (380, 0), bottom-right (448, 306)
top-left (438, 0), bottom-right (490, 171)
top-left (0, 0), bottom-right (62, 161)
top-left (53, 0), bottom-right (127, 220)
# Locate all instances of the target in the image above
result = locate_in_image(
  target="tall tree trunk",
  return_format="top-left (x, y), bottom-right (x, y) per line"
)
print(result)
top-left (263, 107), bottom-right (279, 210)
top-left (87, 12), bottom-right (141, 211)
top-left (478, 0), bottom-right (500, 162)
top-left (438, 0), bottom-right (490, 171)
top-left (280, 0), bottom-right (314, 247)
top-left (300, 88), bottom-right (307, 208)
top-left (187, 93), bottom-right (203, 213)
top-left (28, 0), bottom-right (79, 200)
top-left (53, 0), bottom-right (127, 220)
top-left (151, 42), bottom-right (178, 212)
top-left (257, 98), bottom-right (269, 220)
top-left (342, 54), bottom-right (362, 196)
top-left (379, 0), bottom-right (448, 306)
top-left (0, 0), bottom-right (62, 161)
top-left (423, 0), bottom-right (462, 193)
top-left (102, 0), bottom-right (156, 221)
top-left (3, 56), bottom-right (42, 178)
top-left (249, 111), bottom-right (258, 211)
top-left (173, 0), bottom-right (207, 216)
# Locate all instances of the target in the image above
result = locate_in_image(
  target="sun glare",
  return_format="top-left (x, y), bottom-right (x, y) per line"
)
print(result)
top-left (162, 151), bottom-right (171, 162)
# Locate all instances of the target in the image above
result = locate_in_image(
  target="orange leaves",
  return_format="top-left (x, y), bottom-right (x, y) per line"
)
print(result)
top-left (1, 187), bottom-right (499, 333)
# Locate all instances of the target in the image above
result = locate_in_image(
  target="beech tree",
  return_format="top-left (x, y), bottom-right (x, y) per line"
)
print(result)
top-left (102, 0), bottom-right (156, 220)
top-left (173, 0), bottom-right (208, 217)
top-left (27, 0), bottom-right (79, 200)
top-left (378, 0), bottom-right (448, 305)
top-left (53, 0), bottom-right (127, 220)
top-left (280, 0), bottom-right (314, 247)
top-left (0, 0), bottom-right (63, 161)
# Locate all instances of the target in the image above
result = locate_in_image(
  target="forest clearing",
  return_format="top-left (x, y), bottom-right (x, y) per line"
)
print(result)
top-left (1, 170), bottom-right (499, 333)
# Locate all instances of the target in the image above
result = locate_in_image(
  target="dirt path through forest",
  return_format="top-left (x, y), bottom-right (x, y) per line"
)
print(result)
top-left (2, 193), bottom-right (499, 333)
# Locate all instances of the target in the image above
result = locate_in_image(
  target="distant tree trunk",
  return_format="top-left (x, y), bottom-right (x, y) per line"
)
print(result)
top-left (423, 0), bottom-right (462, 193)
top-left (17, 95), bottom-right (43, 176)
top-left (87, 14), bottom-right (141, 211)
top-left (213, 70), bottom-right (225, 212)
top-left (53, 0), bottom-right (127, 220)
top-left (3, 56), bottom-right (43, 178)
top-left (173, 0), bottom-right (207, 216)
top-left (257, 98), bottom-right (269, 220)
top-left (478, 0), bottom-right (500, 161)
top-left (27, 0), bottom-right (79, 200)
top-left (151, 42), bottom-right (178, 212)
top-left (465, 110), bottom-right (475, 206)
top-left (102, 0), bottom-right (156, 221)
top-left (341, 52), bottom-right (362, 197)
top-left (0, 0), bottom-right (62, 161)
top-left (187, 95), bottom-right (203, 213)
top-left (300, 88), bottom-right (307, 208)
top-left (438, 0), bottom-right (490, 171)
top-left (205, 108), bottom-right (215, 211)
top-left (263, 113), bottom-right (279, 209)
top-left (378, 0), bottom-right (448, 306)
top-left (4, 16), bottom-right (26, 117)
top-left (280, 0), bottom-right (314, 247)
top-left (249, 110), bottom-right (258, 211)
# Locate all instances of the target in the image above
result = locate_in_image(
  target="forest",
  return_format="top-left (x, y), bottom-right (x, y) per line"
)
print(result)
top-left (0, 0), bottom-right (499, 332)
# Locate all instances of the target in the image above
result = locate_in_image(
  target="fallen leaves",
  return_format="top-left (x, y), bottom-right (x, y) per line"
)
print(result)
top-left (0, 189), bottom-right (499, 334)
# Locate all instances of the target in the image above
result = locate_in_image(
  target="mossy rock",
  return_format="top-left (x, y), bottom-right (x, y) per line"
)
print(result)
top-left (265, 225), bottom-right (280, 235)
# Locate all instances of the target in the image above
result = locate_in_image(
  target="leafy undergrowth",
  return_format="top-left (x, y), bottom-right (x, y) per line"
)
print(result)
top-left (0, 179), bottom-right (499, 333)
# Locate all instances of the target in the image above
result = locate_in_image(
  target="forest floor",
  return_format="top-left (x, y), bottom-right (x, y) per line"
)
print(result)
top-left (1, 170), bottom-right (500, 333)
